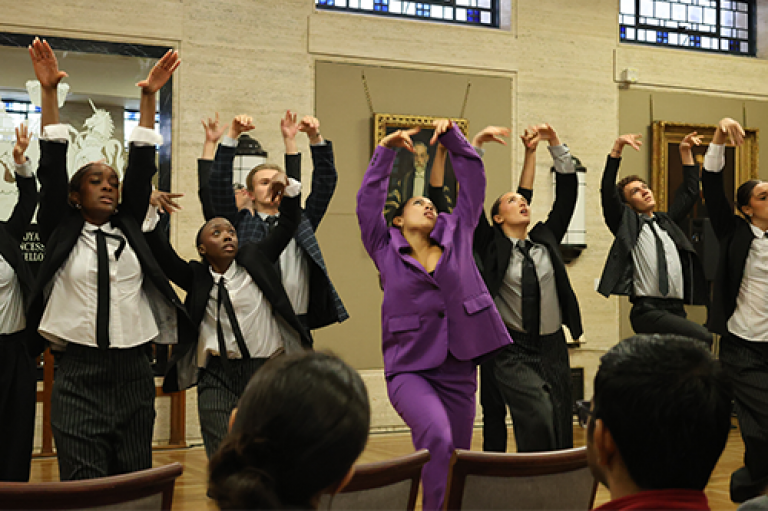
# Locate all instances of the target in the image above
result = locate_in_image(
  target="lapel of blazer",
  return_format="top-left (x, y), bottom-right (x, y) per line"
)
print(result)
top-left (0, 224), bottom-right (33, 299)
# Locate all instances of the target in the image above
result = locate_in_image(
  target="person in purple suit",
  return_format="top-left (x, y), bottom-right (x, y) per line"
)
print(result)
top-left (357, 119), bottom-right (513, 510)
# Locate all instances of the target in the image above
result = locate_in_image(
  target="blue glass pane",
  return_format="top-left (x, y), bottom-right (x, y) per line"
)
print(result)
top-left (315, 0), bottom-right (498, 28)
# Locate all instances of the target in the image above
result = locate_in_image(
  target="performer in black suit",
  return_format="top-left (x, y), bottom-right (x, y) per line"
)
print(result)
top-left (147, 174), bottom-right (312, 458)
top-left (0, 123), bottom-right (38, 481)
top-left (472, 124), bottom-right (581, 452)
top-left (702, 117), bottom-right (768, 503)
top-left (25, 39), bottom-right (192, 480)
top-left (597, 132), bottom-right (711, 345)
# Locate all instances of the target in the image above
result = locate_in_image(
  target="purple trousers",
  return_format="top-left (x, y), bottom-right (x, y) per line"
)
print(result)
top-left (387, 354), bottom-right (477, 511)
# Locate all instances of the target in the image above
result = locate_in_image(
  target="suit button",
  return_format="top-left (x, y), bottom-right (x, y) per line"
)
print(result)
top-left (438, 311), bottom-right (445, 318)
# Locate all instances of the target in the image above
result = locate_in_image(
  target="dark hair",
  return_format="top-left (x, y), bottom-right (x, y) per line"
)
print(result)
top-left (246, 163), bottom-right (285, 193)
top-left (736, 179), bottom-right (764, 221)
top-left (490, 194), bottom-right (504, 226)
top-left (591, 335), bottom-right (732, 491)
top-left (208, 351), bottom-right (370, 510)
top-left (615, 175), bottom-right (646, 204)
top-left (68, 162), bottom-right (119, 208)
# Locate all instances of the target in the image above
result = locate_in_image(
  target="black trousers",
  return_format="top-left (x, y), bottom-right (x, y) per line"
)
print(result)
top-left (197, 356), bottom-right (268, 459)
top-left (630, 296), bottom-right (712, 345)
top-left (51, 343), bottom-right (155, 481)
top-left (0, 330), bottom-right (36, 481)
top-left (720, 333), bottom-right (768, 503)
top-left (482, 328), bottom-right (573, 452)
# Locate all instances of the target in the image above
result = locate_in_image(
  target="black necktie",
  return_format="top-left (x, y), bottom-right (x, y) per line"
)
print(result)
top-left (645, 217), bottom-right (669, 297)
top-left (216, 277), bottom-right (251, 366)
top-left (518, 240), bottom-right (540, 336)
top-left (265, 216), bottom-right (281, 275)
top-left (95, 229), bottom-right (126, 350)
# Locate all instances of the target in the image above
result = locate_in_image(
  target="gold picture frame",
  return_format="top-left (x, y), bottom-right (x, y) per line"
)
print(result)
top-left (373, 113), bottom-right (469, 146)
top-left (652, 121), bottom-right (759, 212)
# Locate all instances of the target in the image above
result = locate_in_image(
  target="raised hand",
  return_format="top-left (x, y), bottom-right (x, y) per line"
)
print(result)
top-left (610, 133), bottom-right (643, 158)
top-left (136, 49), bottom-right (180, 94)
top-left (527, 123), bottom-right (561, 147)
top-left (150, 190), bottom-right (185, 214)
top-left (268, 173), bottom-right (289, 203)
top-left (298, 115), bottom-right (321, 143)
top-left (201, 112), bottom-right (228, 143)
top-left (13, 123), bottom-right (31, 164)
top-left (29, 38), bottom-right (68, 89)
top-left (520, 126), bottom-right (539, 151)
top-left (430, 119), bottom-right (453, 145)
top-left (471, 125), bottom-right (511, 148)
top-left (380, 128), bottom-right (421, 151)
top-left (281, 110), bottom-right (299, 140)
top-left (228, 115), bottom-right (256, 139)
top-left (680, 132), bottom-right (702, 151)
top-left (718, 118), bottom-right (745, 146)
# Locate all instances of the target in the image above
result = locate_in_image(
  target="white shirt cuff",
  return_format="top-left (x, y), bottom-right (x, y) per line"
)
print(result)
top-left (129, 126), bottom-right (163, 147)
top-left (221, 136), bottom-right (238, 148)
top-left (548, 144), bottom-right (575, 174)
top-left (704, 143), bottom-right (726, 172)
top-left (284, 177), bottom-right (302, 198)
top-left (310, 140), bottom-right (327, 147)
top-left (15, 158), bottom-right (34, 178)
top-left (142, 205), bottom-right (161, 232)
top-left (474, 146), bottom-right (486, 158)
top-left (41, 124), bottom-right (70, 143)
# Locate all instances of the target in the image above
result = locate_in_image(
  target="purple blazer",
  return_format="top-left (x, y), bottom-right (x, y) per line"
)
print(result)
top-left (357, 126), bottom-right (512, 377)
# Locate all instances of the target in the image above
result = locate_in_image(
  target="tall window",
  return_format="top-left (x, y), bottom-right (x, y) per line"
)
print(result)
top-left (619, 0), bottom-right (755, 56)
top-left (316, 0), bottom-right (499, 28)
top-left (1, 101), bottom-right (41, 143)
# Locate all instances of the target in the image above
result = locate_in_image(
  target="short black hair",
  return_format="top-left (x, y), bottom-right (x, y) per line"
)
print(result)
top-left (591, 335), bottom-right (731, 491)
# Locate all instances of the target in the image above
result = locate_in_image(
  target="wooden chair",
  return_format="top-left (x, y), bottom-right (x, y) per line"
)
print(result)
top-left (319, 449), bottom-right (430, 510)
top-left (0, 463), bottom-right (183, 510)
top-left (444, 447), bottom-right (598, 510)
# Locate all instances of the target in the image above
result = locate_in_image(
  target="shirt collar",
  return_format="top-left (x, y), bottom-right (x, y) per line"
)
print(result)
top-left (84, 221), bottom-right (116, 234)
top-left (209, 261), bottom-right (239, 283)
top-left (257, 211), bottom-right (281, 221)
top-left (748, 222), bottom-right (768, 239)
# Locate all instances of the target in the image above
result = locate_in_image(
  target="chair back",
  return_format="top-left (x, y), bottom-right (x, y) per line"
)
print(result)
top-left (319, 449), bottom-right (430, 510)
top-left (0, 463), bottom-right (183, 510)
top-left (444, 447), bottom-right (597, 510)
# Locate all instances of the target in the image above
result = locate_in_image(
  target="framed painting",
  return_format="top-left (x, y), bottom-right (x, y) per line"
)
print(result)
top-left (373, 114), bottom-right (469, 223)
top-left (652, 121), bottom-right (759, 217)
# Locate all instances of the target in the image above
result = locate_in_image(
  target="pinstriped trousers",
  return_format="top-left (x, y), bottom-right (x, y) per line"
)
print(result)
top-left (487, 328), bottom-right (573, 452)
top-left (197, 356), bottom-right (268, 459)
top-left (51, 343), bottom-right (155, 481)
top-left (720, 333), bottom-right (768, 502)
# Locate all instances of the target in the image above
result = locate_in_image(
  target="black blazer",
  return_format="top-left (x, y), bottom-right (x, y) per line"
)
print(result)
top-left (146, 193), bottom-right (312, 393)
top-left (701, 168), bottom-right (755, 336)
top-left (0, 170), bottom-right (38, 309)
top-left (474, 171), bottom-right (583, 340)
top-left (26, 139), bottom-right (195, 358)
top-left (597, 156), bottom-right (708, 306)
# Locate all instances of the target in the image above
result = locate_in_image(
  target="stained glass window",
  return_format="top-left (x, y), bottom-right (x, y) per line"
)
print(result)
top-left (316, 0), bottom-right (499, 28)
top-left (620, 0), bottom-right (755, 56)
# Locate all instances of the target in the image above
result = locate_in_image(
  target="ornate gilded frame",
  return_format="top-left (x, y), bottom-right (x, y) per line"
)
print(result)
top-left (652, 121), bottom-right (759, 210)
top-left (373, 113), bottom-right (469, 146)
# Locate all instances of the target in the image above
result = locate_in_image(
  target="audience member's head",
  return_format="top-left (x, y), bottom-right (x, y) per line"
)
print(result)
top-left (208, 351), bottom-right (370, 510)
top-left (587, 335), bottom-right (732, 498)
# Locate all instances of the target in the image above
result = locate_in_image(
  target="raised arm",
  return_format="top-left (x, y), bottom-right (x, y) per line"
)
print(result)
top-left (537, 126), bottom-right (577, 241)
top-left (30, 37), bottom-right (69, 242)
top-left (198, 113), bottom-right (228, 221)
top-left (249, 174), bottom-right (301, 263)
top-left (427, 143), bottom-right (452, 214)
top-left (357, 128), bottom-right (419, 258)
top-left (122, 50), bottom-right (179, 225)
top-left (601, 134), bottom-right (642, 235)
top-left (209, 115), bottom-right (255, 222)
top-left (4, 123), bottom-right (39, 241)
top-left (668, 131), bottom-right (703, 222)
top-left (701, 118), bottom-right (745, 239)
top-left (445, 122), bottom-right (503, 226)
top-left (300, 115), bottom-right (337, 230)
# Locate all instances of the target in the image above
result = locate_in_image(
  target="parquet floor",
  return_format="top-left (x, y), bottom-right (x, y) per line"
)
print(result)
top-left (29, 420), bottom-right (745, 510)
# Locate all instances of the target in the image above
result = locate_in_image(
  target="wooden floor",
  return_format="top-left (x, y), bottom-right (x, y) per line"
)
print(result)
top-left (29, 421), bottom-right (745, 510)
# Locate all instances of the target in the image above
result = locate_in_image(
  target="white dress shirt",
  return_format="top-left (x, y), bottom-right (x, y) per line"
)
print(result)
top-left (631, 216), bottom-right (684, 300)
top-left (727, 223), bottom-right (768, 342)
top-left (37, 124), bottom-right (164, 349)
top-left (0, 159), bottom-right (35, 335)
top-left (198, 261), bottom-right (281, 364)
top-left (39, 222), bottom-right (159, 349)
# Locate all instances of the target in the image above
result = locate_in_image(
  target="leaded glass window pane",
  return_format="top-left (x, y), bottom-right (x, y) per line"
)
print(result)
top-left (316, 0), bottom-right (499, 28)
